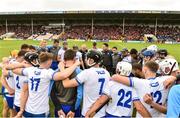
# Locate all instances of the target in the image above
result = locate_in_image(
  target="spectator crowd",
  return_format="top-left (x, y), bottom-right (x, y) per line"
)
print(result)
top-left (0, 25), bottom-right (179, 42)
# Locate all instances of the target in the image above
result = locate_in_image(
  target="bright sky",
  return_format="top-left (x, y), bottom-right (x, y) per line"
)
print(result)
top-left (0, 0), bottom-right (179, 12)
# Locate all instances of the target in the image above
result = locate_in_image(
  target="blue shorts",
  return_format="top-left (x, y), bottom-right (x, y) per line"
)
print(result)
top-left (23, 110), bottom-right (50, 118)
top-left (4, 94), bottom-right (14, 109)
top-left (1, 86), bottom-right (5, 97)
top-left (75, 106), bottom-right (81, 117)
top-left (54, 104), bottom-right (81, 117)
top-left (105, 112), bottom-right (131, 118)
top-left (14, 105), bottom-right (20, 112)
top-left (55, 105), bottom-right (72, 117)
top-left (50, 61), bottom-right (59, 70)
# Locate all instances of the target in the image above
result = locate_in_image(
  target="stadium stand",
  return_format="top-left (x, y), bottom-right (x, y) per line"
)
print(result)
top-left (0, 11), bottom-right (179, 41)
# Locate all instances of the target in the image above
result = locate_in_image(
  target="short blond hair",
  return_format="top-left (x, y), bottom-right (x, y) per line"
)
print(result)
top-left (81, 44), bottom-right (87, 49)
top-left (39, 40), bottom-right (47, 47)
top-left (39, 52), bottom-right (53, 63)
top-left (10, 50), bottom-right (19, 58)
top-left (2, 57), bottom-right (9, 64)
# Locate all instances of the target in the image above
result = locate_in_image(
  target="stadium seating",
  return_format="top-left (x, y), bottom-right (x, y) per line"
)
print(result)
top-left (0, 25), bottom-right (179, 41)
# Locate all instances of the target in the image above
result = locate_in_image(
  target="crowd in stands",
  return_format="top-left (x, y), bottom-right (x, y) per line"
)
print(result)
top-left (156, 26), bottom-right (180, 41)
top-left (53, 25), bottom-right (180, 42)
top-left (0, 25), bottom-right (42, 39)
top-left (0, 25), bottom-right (179, 41)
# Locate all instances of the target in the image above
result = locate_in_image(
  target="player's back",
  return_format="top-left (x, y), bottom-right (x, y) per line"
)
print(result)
top-left (4, 61), bottom-right (16, 97)
top-left (105, 81), bottom-right (139, 117)
top-left (52, 70), bottom-right (78, 105)
top-left (23, 67), bottom-right (54, 114)
top-left (75, 51), bottom-right (82, 61)
top-left (58, 48), bottom-right (65, 61)
top-left (9, 61), bottom-right (28, 106)
top-left (13, 73), bottom-right (27, 107)
top-left (6, 60), bottom-right (16, 90)
top-left (78, 67), bottom-right (110, 117)
top-left (131, 76), bottom-right (170, 117)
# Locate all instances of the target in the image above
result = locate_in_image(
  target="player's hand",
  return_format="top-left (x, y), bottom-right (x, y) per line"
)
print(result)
top-left (58, 61), bottom-right (65, 71)
top-left (7, 88), bottom-right (15, 95)
top-left (74, 60), bottom-right (80, 66)
top-left (22, 62), bottom-right (30, 68)
top-left (0, 63), bottom-right (3, 68)
top-left (66, 111), bottom-right (75, 118)
top-left (85, 111), bottom-right (95, 118)
top-left (58, 110), bottom-right (66, 118)
top-left (1, 63), bottom-right (7, 69)
top-left (111, 74), bottom-right (120, 81)
top-left (143, 94), bottom-right (153, 105)
top-left (176, 70), bottom-right (180, 75)
top-left (163, 77), bottom-right (176, 89)
top-left (85, 113), bottom-right (90, 118)
top-left (15, 110), bottom-right (23, 118)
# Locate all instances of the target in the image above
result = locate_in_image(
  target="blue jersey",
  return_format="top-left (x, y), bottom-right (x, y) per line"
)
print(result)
top-left (167, 85), bottom-right (180, 118)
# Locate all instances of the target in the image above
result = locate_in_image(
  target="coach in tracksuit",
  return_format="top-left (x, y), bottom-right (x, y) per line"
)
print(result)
top-left (101, 43), bottom-right (113, 75)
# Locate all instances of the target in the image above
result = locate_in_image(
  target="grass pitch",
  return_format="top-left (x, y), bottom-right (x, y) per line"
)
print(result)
top-left (0, 39), bottom-right (180, 116)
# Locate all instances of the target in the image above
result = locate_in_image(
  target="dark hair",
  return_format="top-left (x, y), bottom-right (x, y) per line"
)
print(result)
top-left (130, 48), bottom-right (138, 55)
top-left (93, 42), bottom-right (97, 46)
top-left (73, 45), bottom-right (78, 50)
top-left (63, 41), bottom-right (68, 45)
top-left (132, 63), bottom-right (142, 71)
top-left (21, 44), bottom-right (29, 50)
top-left (39, 52), bottom-right (53, 63)
top-left (64, 49), bottom-right (76, 61)
top-left (18, 50), bottom-right (27, 57)
top-left (144, 61), bottom-right (159, 73)
top-left (53, 39), bottom-right (59, 43)
top-left (112, 46), bottom-right (117, 50)
top-left (103, 43), bottom-right (109, 47)
top-left (29, 45), bottom-right (36, 50)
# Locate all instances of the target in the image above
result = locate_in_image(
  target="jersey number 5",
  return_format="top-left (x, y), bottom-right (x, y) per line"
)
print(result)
top-left (117, 89), bottom-right (132, 108)
top-left (30, 77), bottom-right (40, 91)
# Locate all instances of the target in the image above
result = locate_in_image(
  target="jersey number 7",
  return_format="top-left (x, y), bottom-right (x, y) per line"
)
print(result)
top-left (98, 78), bottom-right (105, 95)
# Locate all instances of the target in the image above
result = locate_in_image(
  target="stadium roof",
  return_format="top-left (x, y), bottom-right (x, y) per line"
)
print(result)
top-left (0, 10), bottom-right (180, 15)
top-left (0, 10), bottom-right (179, 25)
top-left (1, 0), bottom-right (180, 12)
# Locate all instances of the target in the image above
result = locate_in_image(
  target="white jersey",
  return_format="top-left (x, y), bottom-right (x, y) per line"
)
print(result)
top-left (4, 72), bottom-right (15, 97)
top-left (58, 48), bottom-right (66, 61)
top-left (7, 61), bottom-right (28, 106)
top-left (6, 60), bottom-right (16, 91)
top-left (76, 67), bottom-right (110, 117)
top-left (122, 55), bottom-right (132, 63)
top-left (103, 81), bottom-right (139, 117)
top-left (13, 73), bottom-right (27, 107)
top-left (129, 76), bottom-right (170, 117)
top-left (5, 71), bottom-right (15, 90)
top-left (75, 51), bottom-right (82, 61)
top-left (4, 60), bottom-right (16, 97)
top-left (22, 67), bottom-right (55, 114)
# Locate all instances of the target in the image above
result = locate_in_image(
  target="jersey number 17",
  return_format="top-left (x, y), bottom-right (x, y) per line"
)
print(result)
top-left (30, 77), bottom-right (40, 91)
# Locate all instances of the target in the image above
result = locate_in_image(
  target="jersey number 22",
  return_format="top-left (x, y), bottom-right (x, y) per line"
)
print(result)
top-left (117, 89), bottom-right (132, 108)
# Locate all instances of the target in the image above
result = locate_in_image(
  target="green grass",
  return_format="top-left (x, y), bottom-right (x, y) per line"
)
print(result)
top-left (0, 40), bottom-right (180, 116)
